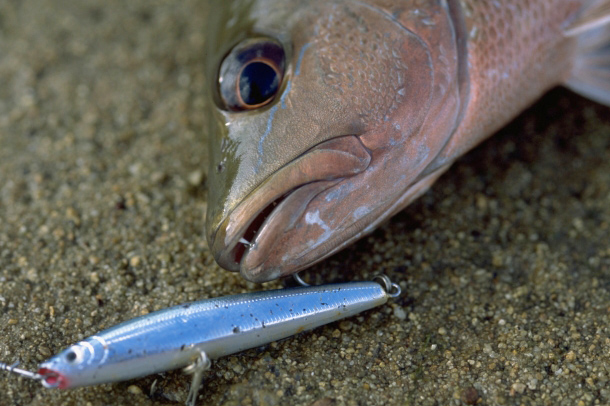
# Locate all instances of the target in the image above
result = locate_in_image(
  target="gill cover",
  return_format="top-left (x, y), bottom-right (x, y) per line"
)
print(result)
top-left (205, 0), bottom-right (468, 282)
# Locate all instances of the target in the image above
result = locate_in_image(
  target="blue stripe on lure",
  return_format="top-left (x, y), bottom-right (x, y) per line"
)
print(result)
top-left (1, 276), bottom-right (400, 406)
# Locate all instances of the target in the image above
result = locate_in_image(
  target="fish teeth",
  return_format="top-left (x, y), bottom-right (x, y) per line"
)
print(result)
top-left (239, 238), bottom-right (252, 247)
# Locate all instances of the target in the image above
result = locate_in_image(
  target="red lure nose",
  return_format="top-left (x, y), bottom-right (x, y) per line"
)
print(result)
top-left (37, 368), bottom-right (68, 389)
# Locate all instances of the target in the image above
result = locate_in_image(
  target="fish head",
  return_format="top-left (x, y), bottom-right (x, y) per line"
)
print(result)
top-left (206, 0), bottom-right (465, 282)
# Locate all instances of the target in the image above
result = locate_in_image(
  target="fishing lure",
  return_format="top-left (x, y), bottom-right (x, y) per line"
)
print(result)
top-left (2, 275), bottom-right (400, 405)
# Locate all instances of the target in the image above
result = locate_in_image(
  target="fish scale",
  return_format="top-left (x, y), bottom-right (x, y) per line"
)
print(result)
top-left (443, 0), bottom-right (581, 160)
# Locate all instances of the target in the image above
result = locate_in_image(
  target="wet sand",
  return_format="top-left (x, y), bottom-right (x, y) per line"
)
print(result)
top-left (0, 1), bottom-right (609, 405)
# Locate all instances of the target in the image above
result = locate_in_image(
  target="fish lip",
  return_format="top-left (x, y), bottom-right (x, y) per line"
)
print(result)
top-left (239, 179), bottom-right (340, 279)
top-left (210, 135), bottom-right (371, 276)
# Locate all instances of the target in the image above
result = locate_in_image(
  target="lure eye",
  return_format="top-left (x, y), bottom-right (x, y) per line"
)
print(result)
top-left (63, 346), bottom-right (84, 365)
top-left (65, 351), bottom-right (77, 362)
top-left (218, 38), bottom-right (285, 111)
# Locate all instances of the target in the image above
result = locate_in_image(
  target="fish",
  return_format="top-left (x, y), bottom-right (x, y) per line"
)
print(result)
top-left (204, 0), bottom-right (610, 283)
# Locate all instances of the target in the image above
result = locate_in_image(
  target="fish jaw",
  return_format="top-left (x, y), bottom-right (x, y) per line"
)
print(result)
top-left (209, 135), bottom-right (371, 277)
top-left (240, 160), bottom-right (453, 282)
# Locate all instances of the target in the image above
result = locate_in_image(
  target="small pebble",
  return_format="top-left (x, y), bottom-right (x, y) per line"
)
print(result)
top-left (460, 387), bottom-right (479, 405)
top-left (188, 170), bottom-right (204, 186)
top-left (511, 382), bottom-right (526, 395)
top-left (130, 256), bottom-right (141, 267)
top-left (393, 306), bottom-right (407, 320)
top-left (38, 346), bottom-right (52, 357)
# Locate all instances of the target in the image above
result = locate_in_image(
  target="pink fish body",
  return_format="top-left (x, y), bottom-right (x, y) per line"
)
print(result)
top-left (204, 0), bottom-right (610, 282)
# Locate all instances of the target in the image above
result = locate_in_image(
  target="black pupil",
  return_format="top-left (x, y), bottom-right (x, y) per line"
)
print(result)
top-left (239, 62), bottom-right (279, 106)
top-left (66, 351), bottom-right (77, 362)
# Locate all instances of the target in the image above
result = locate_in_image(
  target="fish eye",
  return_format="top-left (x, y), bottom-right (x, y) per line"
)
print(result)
top-left (218, 38), bottom-right (285, 111)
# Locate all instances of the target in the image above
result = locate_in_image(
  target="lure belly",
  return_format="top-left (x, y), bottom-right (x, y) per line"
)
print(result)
top-left (2, 276), bottom-right (399, 406)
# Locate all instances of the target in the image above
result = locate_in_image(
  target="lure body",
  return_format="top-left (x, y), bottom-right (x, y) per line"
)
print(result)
top-left (36, 280), bottom-right (394, 390)
top-left (204, 0), bottom-right (610, 282)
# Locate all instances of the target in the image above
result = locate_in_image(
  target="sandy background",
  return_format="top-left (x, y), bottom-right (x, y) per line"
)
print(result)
top-left (1, 1), bottom-right (609, 405)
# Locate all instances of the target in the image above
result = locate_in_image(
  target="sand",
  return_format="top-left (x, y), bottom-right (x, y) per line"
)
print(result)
top-left (0, 1), bottom-right (608, 405)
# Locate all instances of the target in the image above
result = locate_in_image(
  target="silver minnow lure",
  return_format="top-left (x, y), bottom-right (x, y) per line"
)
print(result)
top-left (2, 276), bottom-right (399, 406)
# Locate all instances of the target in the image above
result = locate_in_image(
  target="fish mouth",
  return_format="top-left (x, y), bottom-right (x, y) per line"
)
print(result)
top-left (211, 135), bottom-right (371, 281)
